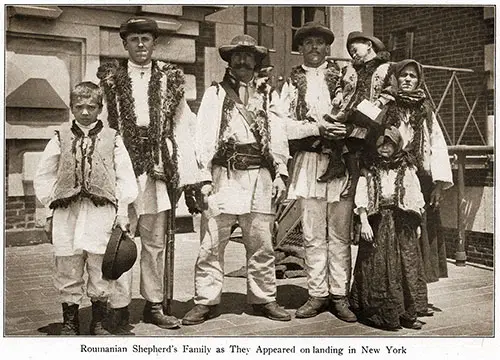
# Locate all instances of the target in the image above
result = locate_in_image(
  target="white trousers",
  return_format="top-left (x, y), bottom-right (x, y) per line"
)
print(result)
top-left (54, 253), bottom-right (109, 305)
top-left (300, 198), bottom-right (353, 297)
top-left (194, 212), bottom-right (277, 305)
top-left (110, 207), bottom-right (168, 308)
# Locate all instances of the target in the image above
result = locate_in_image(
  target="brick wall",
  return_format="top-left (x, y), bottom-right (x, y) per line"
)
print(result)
top-left (184, 21), bottom-right (216, 114)
top-left (5, 196), bottom-right (37, 230)
top-left (443, 227), bottom-right (493, 267)
top-left (373, 7), bottom-right (494, 145)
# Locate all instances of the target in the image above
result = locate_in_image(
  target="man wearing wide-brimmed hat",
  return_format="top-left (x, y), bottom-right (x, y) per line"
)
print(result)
top-left (279, 22), bottom-right (358, 322)
top-left (183, 34), bottom-right (291, 325)
top-left (97, 16), bottom-right (198, 332)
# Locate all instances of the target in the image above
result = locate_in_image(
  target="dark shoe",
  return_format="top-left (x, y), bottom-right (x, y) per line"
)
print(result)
top-left (107, 306), bottom-right (133, 335)
top-left (143, 301), bottom-right (180, 329)
top-left (182, 304), bottom-right (215, 326)
top-left (295, 296), bottom-right (329, 318)
top-left (90, 300), bottom-right (112, 335)
top-left (253, 301), bottom-right (291, 322)
top-left (331, 296), bottom-right (357, 322)
top-left (317, 157), bottom-right (346, 182)
top-left (401, 318), bottom-right (423, 330)
top-left (417, 308), bottom-right (434, 317)
top-left (61, 303), bottom-right (80, 335)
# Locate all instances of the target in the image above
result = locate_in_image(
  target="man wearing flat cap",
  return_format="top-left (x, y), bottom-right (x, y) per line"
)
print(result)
top-left (182, 34), bottom-right (290, 325)
top-left (97, 17), bottom-right (198, 332)
top-left (279, 22), bottom-right (357, 322)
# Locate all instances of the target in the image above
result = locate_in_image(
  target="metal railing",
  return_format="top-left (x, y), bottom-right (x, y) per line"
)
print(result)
top-left (327, 57), bottom-right (491, 147)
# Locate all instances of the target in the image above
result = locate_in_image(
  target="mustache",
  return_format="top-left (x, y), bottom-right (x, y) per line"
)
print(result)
top-left (231, 64), bottom-right (254, 70)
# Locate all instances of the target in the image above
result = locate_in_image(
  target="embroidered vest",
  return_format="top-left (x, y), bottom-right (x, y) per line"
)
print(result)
top-left (50, 121), bottom-right (117, 209)
top-left (342, 61), bottom-right (391, 111)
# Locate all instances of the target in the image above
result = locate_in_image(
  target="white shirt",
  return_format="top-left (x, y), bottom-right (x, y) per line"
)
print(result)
top-left (128, 60), bottom-right (152, 127)
top-left (279, 61), bottom-right (349, 202)
top-left (34, 120), bottom-right (138, 256)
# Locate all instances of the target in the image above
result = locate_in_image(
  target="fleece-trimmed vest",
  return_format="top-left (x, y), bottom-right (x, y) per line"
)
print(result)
top-left (50, 121), bottom-right (117, 209)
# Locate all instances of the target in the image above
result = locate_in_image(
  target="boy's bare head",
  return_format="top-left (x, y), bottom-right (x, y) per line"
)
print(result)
top-left (70, 82), bottom-right (103, 126)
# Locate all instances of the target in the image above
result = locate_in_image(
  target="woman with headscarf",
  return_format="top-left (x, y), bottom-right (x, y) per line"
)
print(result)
top-left (350, 126), bottom-right (426, 330)
top-left (381, 59), bottom-right (453, 316)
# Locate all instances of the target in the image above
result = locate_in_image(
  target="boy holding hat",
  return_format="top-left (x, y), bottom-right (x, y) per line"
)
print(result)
top-left (279, 22), bottom-right (357, 322)
top-left (183, 34), bottom-right (290, 325)
top-left (97, 17), bottom-right (198, 331)
top-left (34, 81), bottom-right (137, 335)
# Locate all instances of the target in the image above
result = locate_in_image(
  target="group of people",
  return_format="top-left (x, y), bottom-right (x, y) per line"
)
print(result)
top-left (33, 17), bottom-right (453, 335)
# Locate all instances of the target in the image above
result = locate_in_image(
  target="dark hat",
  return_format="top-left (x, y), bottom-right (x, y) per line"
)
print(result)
top-left (120, 17), bottom-right (159, 40)
top-left (293, 22), bottom-right (335, 47)
top-left (102, 227), bottom-right (137, 280)
top-left (347, 31), bottom-right (385, 54)
top-left (219, 35), bottom-right (268, 63)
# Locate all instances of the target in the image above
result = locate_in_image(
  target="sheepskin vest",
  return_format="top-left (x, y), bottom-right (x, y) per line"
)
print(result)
top-left (50, 121), bottom-right (117, 209)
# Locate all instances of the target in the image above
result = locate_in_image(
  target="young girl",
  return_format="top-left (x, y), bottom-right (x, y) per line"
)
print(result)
top-left (349, 126), bottom-right (425, 330)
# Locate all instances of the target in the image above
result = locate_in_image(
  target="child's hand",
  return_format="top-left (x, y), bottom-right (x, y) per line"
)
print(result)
top-left (114, 215), bottom-right (130, 233)
top-left (416, 226), bottom-right (421, 239)
top-left (360, 219), bottom-right (374, 243)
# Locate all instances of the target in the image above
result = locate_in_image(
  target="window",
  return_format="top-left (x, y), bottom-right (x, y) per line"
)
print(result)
top-left (388, 29), bottom-right (415, 61)
top-left (244, 6), bottom-right (275, 51)
top-left (291, 7), bottom-right (327, 52)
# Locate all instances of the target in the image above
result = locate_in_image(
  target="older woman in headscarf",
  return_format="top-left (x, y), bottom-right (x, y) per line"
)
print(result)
top-left (381, 59), bottom-right (453, 316)
top-left (350, 126), bottom-right (426, 331)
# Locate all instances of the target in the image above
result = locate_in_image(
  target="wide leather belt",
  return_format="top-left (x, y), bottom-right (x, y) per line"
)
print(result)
top-left (212, 142), bottom-right (268, 171)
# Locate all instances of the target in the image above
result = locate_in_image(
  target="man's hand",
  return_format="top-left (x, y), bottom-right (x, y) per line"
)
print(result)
top-left (429, 181), bottom-right (445, 208)
top-left (319, 121), bottom-right (347, 140)
top-left (199, 183), bottom-right (214, 211)
top-left (114, 215), bottom-right (130, 232)
top-left (44, 217), bottom-right (53, 243)
top-left (272, 177), bottom-right (287, 204)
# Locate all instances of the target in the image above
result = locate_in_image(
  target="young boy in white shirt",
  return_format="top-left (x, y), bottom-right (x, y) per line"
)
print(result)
top-left (34, 82), bottom-right (137, 335)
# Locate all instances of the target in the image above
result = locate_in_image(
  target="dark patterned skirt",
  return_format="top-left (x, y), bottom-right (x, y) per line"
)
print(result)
top-left (418, 173), bottom-right (449, 283)
top-left (350, 207), bottom-right (425, 330)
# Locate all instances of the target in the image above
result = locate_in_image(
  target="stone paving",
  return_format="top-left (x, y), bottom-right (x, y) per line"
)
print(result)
top-left (4, 231), bottom-right (494, 337)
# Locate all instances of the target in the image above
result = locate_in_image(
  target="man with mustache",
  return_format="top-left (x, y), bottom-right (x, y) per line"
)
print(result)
top-left (279, 22), bottom-right (357, 322)
top-left (97, 17), bottom-right (198, 332)
top-left (182, 35), bottom-right (290, 325)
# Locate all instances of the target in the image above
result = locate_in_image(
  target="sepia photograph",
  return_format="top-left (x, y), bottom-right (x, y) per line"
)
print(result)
top-left (3, 3), bottom-right (495, 345)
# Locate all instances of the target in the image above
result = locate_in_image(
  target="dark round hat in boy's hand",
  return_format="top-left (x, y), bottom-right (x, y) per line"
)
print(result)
top-left (102, 227), bottom-right (137, 280)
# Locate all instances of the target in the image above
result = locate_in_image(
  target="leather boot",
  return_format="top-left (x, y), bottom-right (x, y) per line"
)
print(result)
top-left (182, 304), bottom-right (215, 326)
top-left (143, 301), bottom-right (180, 329)
top-left (253, 301), bottom-right (291, 321)
top-left (90, 300), bottom-right (112, 335)
top-left (61, 303), bottom-right (80, 335)
top-left (107, 306), bottom-right (133, 335)
top-left (295, 296), bottom-right (329, 318)
top-left (331, 295), bottom-right (357, 322)
top-left (317, 154), bottom-right (346, 182)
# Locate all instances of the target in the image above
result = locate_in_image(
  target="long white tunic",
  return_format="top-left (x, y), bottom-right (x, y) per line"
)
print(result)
top-left (126, 61), bottom-right (198, 215)
top-left (34, 121), bottom-right (138, 256)
top-left (196, 81), bottom-right (289, 215)
top-left (397, 110), bottom-right (453, 190)
top-left (280, 62), bottom-right (349, 203)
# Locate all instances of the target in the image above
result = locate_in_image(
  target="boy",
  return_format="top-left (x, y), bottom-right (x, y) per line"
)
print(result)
top-left (34, 82), bottom-right (137, 335)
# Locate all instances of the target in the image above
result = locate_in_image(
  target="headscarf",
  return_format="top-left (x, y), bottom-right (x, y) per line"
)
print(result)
top-left (391, 59), bottom-right (427, 104)
top-left (382, 59), bottom-right (435, 170)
